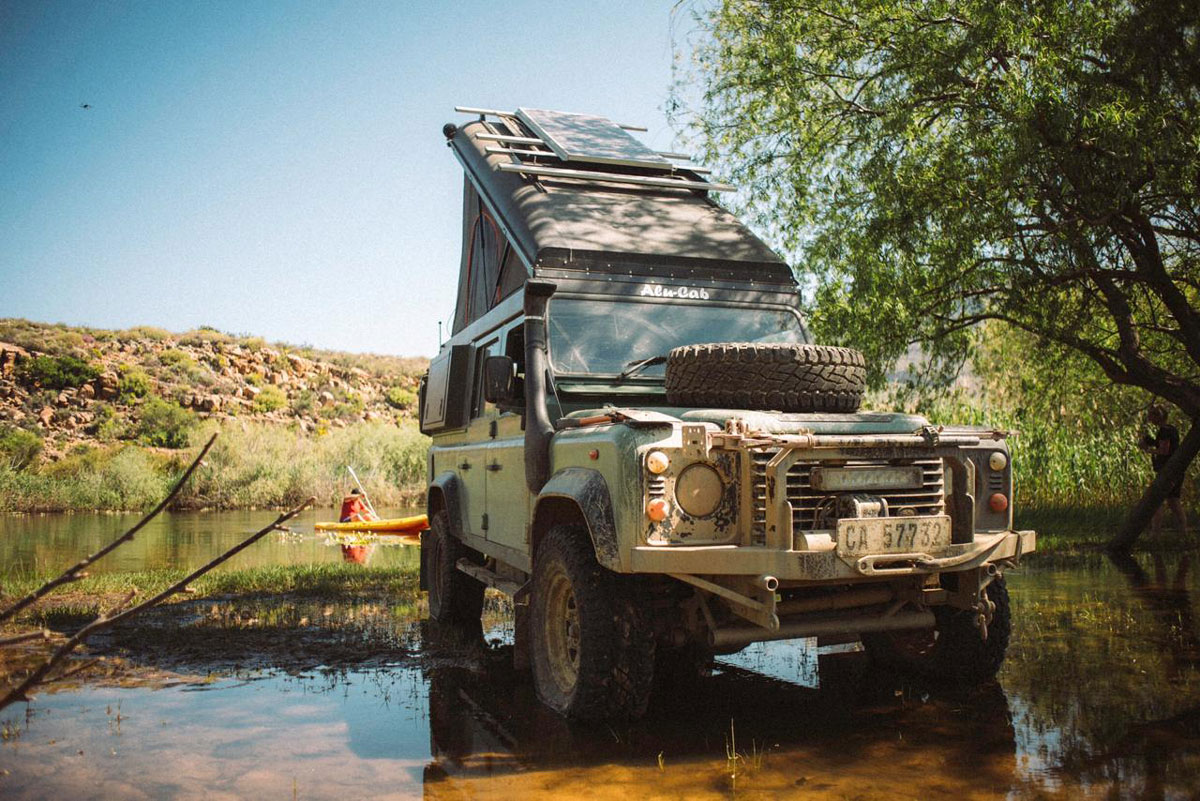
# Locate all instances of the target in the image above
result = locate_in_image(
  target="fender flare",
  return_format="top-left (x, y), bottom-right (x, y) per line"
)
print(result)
top-left (427, 471), bottom-right (464, 539)
top-left (533, 467), bottom-right (620, 570)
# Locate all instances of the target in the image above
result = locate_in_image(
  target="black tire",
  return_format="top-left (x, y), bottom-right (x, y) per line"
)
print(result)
top-left (664, 343), bottom-right (866, 413)
top-left (530, 525), bottom-right (655, 721)
top-left (863, 576), bottom-right (1012, 685)
top-left (653, 642), bottom-right (713, 696)
top-left (426, 511), bottom-right (485, 627)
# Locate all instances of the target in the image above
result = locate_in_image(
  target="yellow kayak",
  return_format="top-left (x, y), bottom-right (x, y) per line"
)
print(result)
top-left (314, 514), bottom-right (428, 533)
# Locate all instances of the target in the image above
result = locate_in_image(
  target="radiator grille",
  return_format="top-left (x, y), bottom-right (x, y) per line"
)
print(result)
top-left (750, 452), bottom-right (945, 541)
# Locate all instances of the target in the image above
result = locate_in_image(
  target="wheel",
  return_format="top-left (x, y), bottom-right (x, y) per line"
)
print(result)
top-left (653, 642), bottom-right (713, 696)
top-left (426, 511), bottom-right (484, 627)
top-left (664, 343), bottom-right (866, 412)
top-left (530, 525), bottom-right (655, 721)
top-left (863, 576), bottom-right (1012, 684)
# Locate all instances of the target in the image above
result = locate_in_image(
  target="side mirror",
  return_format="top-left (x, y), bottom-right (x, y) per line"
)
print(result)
top-left (483, 355), bottom-right (518, 405)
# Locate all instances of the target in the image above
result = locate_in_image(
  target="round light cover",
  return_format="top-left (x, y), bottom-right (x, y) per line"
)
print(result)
top-left (989, 493), bottom-right (1009, 513)
top-left (646, 451), bottom-right (670, 475)
top-left (989, 451), bottom-right (1008, 471)
top-left (675, 464), bottom-right (724, 518)
top-left (646, 498), bottom-right (671, 522)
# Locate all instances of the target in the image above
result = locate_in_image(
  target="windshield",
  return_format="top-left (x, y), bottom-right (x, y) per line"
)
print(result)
top-left (547, 297), bottom-right (808, 377)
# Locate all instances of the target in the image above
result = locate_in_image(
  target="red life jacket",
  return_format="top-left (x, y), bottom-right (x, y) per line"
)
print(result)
top-left (340, 495), bottom-right (374, 522)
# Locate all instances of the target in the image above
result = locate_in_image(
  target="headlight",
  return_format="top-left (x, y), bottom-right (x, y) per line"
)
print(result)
top-left (675, 463), bottom-right (724, 518)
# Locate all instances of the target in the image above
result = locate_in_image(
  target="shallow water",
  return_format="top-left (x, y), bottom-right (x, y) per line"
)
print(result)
top-left (3, 534), bottom-right (1200, 798)
top-left (0, 508), bottom-right (425, 573)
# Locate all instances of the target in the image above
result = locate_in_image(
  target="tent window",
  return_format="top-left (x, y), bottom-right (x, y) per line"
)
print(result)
top-left (467, 211), bottom-right (504, 324)
top-left (496, 244), bottom-right (526, 304)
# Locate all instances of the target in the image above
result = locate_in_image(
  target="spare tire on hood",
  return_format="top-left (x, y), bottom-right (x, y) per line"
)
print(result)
top-left (664, 343), bottom-right (866, 413)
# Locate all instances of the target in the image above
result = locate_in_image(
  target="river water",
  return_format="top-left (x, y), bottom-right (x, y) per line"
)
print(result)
top-left (1, 513), bottom-right (1199, 799)
top-left (0, 508), bottom-right (425, 574)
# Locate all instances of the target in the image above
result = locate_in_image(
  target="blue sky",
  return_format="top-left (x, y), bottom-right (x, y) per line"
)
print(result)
top-left (0, 1), bottom-right (702, 357)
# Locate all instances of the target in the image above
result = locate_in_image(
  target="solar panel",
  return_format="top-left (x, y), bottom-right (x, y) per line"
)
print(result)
top-left (515, 108), bottom-right (671, 170)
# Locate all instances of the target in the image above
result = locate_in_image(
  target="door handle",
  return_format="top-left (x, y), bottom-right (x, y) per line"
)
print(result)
top-left (486, 462), bottom-right (503, 472)
top-left (459, 461), bottom-right (471, 470)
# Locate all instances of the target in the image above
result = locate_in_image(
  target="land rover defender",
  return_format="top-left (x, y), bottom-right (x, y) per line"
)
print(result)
top-left (419, 106), bottom-right (1034, 721)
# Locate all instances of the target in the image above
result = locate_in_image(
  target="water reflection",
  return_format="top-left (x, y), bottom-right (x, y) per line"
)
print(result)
top-left (0, 508), bottom-right (423, 574)
top-left (2, 551), bottom-right (1200, 799)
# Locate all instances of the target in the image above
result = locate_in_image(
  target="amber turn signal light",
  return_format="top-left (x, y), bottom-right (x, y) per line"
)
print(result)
top-left (646, 498), bottom-right (670, 522)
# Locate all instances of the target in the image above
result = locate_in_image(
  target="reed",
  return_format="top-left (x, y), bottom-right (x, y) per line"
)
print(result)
top-left (0, 420), bottom-right (429, 513)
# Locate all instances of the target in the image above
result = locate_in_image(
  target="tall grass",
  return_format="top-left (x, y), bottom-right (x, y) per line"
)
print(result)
top-left (181, 419), bottom-right (428, 509)
top-left (0, 420), bottom-right (429, 513)
top-left (914, 395), bottom-right (1159, 513)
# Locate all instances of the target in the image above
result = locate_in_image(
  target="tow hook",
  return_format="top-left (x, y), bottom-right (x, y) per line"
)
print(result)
top-left (973, 567), bottom-right (1001, 641)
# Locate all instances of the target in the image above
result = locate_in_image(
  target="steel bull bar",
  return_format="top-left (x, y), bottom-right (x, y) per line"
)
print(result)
top-left (632, 428), bottom-right (1035, 633)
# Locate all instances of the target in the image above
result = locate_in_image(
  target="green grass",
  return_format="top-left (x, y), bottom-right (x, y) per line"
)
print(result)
top-left (0, 419), bottom-right (429, 513)
top-left (0, 562), bottom-right (421, 621)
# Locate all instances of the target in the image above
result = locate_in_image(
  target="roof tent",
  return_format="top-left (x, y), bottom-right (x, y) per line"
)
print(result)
top-left (445, 106), bottom-right (794, 335)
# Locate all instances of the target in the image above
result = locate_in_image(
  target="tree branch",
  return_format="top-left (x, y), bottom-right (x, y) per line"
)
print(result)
top-left (0, 496), bottom-right (314, 711)
top-left (0, 434), bottom-right (218, 626)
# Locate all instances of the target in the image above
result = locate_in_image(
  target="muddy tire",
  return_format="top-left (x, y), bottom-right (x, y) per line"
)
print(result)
top-left (863, 576), bottom-right (1012, 684)
top-left (664, 343), bottom-right (866, 413)
top-left (653, 642), bottom-right (713, 696)
top-left (530, 525), bottom-right (655, 721)
top-left (426, 511), bottom-right (485, 627)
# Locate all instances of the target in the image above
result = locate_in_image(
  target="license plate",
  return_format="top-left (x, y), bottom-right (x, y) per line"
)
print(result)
top-left (836, 516), bottom-right (951, 556)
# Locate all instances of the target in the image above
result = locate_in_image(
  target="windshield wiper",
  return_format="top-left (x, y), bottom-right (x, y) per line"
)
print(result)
top-left (615, 354), bottom-right (667, 383)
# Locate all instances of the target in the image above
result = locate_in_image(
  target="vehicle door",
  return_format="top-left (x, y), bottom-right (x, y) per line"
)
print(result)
top-left (484, 323), bottom-right (530, 553)
top-left (455, 336), bottom-right (498, 538)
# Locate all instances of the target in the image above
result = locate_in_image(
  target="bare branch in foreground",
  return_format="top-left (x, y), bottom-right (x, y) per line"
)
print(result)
top-left (0, 433), bottom-right (219, 626)
top-left (0, 496), bottom-right (314, 712)
top-left (0, 630), bottom-right (50, 647)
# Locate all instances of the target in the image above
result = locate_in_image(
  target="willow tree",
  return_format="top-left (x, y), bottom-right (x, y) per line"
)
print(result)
top-left (678, 0), bottom-right (1200, 549)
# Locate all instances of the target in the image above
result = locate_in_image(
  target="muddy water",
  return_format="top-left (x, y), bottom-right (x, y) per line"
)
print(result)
top-left (0, 508), bottom-right (425, 573)
top-left (3, 550), bottom-right (1200, 799)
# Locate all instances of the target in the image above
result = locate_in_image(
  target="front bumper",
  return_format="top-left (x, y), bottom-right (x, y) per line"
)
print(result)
top-left (630, 529), bottom-right (1035, 584)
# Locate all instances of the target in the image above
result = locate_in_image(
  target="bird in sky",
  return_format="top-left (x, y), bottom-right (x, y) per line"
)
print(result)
top-left (79, 103), bottom-right (92, 110)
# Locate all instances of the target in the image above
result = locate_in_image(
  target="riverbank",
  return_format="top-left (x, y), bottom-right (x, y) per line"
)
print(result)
top-left (0, 419), bottom-right (428, 513)
top-left (0, 319), bottom-right (429, 512)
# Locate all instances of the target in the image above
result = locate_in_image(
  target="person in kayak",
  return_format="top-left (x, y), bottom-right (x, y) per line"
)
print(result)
top-left (340, 488), bottom-right (379, 523)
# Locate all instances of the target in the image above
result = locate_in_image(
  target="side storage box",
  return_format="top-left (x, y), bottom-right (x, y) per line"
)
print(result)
top-left (419, 344), bottom-right (472, 434)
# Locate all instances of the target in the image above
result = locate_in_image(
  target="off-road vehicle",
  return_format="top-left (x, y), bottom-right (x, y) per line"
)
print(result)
top-left (419, 106), bottom-right (1034, 721)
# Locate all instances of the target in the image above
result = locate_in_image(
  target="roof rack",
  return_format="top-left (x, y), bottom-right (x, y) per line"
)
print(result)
top-left (453, 106), bottom-right (734, 193)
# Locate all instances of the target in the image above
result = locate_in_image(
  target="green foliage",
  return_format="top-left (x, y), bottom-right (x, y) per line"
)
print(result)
top-left (292, 389), bottom-right (317, 415)
top-left (181, 419), bottom-right (428, 509)
top-left (329, 391), bottom-right (365, 421)
top-left (179, 326), bottom-right (234, 346)
top-left (252, 385), bottom-right (287, 413)
top-left (123, 325), bottom-right (172, 341)
top-left (15, 354), bottom-right (100, 390)
top-left (385, 385), bottom-right (417, 410)
top-left (874, 321), bottom-right (1178, 516)
top-left (682, 1), bottom-right (1200, 411)
top-left (117, 365), bottom-right (153, 399)
top-left (246, 371), bottom-right (264, 386)
top-left (0, 319), bottom-right (86, 355)
top-left (0, 427), bottom-right (42, 470)
top-left (158, 349), bottom-right (196, 370)
top-left (88, 403), bottom-right (125, 440)
top-left (136, 397), bottom-right (197, 448)
top-left (0, 419), bottom-right (429, 513)
top-left (0, 446), bottom-right (171, 512)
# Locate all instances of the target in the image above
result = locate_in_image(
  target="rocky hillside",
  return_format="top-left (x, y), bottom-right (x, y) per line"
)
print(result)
top-left (0, 319), bottom-right (428, 465)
